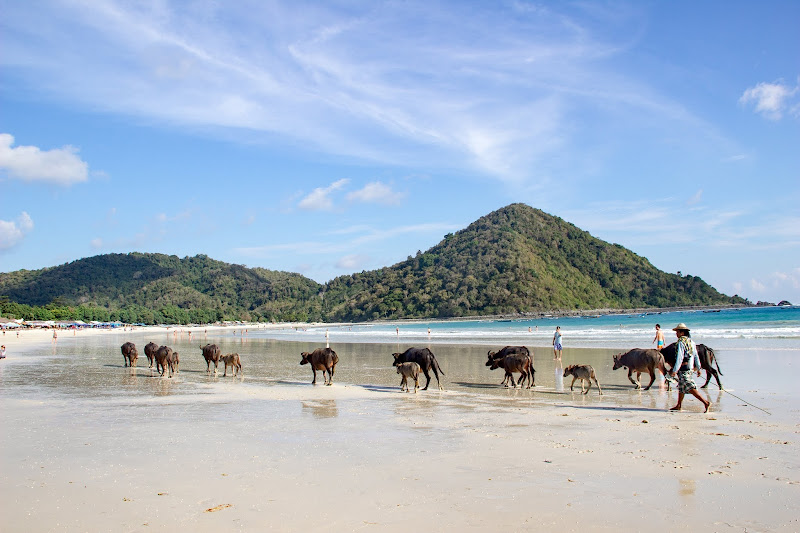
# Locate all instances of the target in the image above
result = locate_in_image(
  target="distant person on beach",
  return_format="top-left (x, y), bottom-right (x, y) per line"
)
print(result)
top-left (653, 324), bottom-right (665, 350)
top-left (1, 345), bottom-right (6, 359)
top-left (669, 323), bottom-right (710, 413)
top-left (553, 326), bottom-right (563, 360)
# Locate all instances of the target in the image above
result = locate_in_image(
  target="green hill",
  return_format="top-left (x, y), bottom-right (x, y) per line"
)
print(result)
top-left (0, 253), bottom-right (323, 323)
top-left (320, 204), bottom-right (745, 321)
top-left (0, 204), bottom-right (746, 324)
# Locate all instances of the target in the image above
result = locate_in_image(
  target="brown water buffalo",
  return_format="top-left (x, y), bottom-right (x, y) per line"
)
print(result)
top-left (121, 342), bottom-right (138, 367)
top-left (661, 342), bottom-right (723, 389)
top-left (490, 354), bottom-right (535, 389)
top-left (200, 344), bottom-right (221, 374)
top-left (144, 342), bottom-right (159, 368)
top-left (300, 348), bottom-right (339, 385)
top-left (396, 361), bottom-right (420, 393)
top-left (486, 346), bottom-right (535, 386)
top-left (154, 345), bottom-right (176, 377)
top-left (563, 364), bottom-right (602, 395)
top-left (392, 347), bottom-right (445, 390)
top-left (221, 353), bottom-right (242, 377)
top-left (612, 349), bottom-right (668, 390)
top-left (167, 350), bottom-right (179, 376)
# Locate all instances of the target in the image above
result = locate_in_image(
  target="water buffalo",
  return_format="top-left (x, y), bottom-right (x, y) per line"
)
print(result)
top-left (661, 342), bottom-right (723, 389)
top-left (167, 350), bottom-right (179, 376)
top-left (563, 364), bottom-right (602, 395)
top-left (612, 349), bottom-right (668, 390)
top-left (300, 348), bottom-right (339, 385)
top-left (200, 344), bottom-right (222, 374)
top-left (490, 354), bottom-right (535, 389)
top-left (121, 342), bottom-right (138, 367)
top-left (486, 346), bottom-right (535, 386)
top-left (154, 345), bottom-right (177, 377)
top-left (392, 347), bottom-right (445, 391)
top-left (221, 353), bottom-right (242, 377)
top-left (144, 342), bottom-right (159, 368)
top-left (396, 361), bottom-right (420, 393)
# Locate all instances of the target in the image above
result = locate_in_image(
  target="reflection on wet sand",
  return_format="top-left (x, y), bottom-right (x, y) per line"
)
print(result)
top-left (302, 399), bottom-right (339, 419)
top-left (554, 360), bottom-right (564, 392)
top-left (679, 478), bottom-right (696, 497)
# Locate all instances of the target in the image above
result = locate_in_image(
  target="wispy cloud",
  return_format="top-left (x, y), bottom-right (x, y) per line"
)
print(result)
top-left (298, 179), bottom-right (350, 211)
top-left (235, 221), bottom-right (460, 258)
top-left (0, 212), bottom-right (34, 250)
top-left (739, 79), bottom-right (799, 120)
top-left (0, 1), bottom-right (710, 182)
top-left (346, 181), bottom-right (404, 205)
top-left (0, 133), bottom-right (88, 185)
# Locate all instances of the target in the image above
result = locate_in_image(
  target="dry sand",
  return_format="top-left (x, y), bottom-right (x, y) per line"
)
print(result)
top-left (0, 326), bottom-right (798, 532)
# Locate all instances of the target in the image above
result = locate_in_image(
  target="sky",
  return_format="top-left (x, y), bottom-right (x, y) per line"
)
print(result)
top-left (1, 1), bottom-right (799, 305)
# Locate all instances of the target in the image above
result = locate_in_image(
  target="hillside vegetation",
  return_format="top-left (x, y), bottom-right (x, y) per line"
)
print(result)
top-left (0, 204), bottom-right (746, 324)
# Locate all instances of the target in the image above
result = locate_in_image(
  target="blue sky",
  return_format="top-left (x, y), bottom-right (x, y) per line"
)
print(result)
top-left (1, 1), bottom-right (798, 304)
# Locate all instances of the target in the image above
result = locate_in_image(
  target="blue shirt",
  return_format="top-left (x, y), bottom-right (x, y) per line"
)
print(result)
top-left (675, 336), bottom-right (700, 372)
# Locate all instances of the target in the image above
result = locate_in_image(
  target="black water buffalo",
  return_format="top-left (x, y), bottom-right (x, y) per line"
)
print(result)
top-left (661, 342), bottom-right (723, 389)
top-left (221, 353), bottom-right (242, 377)
top-left (121, 342), bottom-right (138, 367)
top-left (144, 342), bottom-right (159, 368)
top-left (563, 364), bottom-right (602, 395)
top-left (200, 344), bottom-right (222, 374)
top-left (486, 346), bottom-right (535, 386)
top-left (612, 349), bottom-right (669, 390)
top-left (489, 354), bottom-right (534, 389)
top-left (396, 361), bottom-right (421, 393)
top-left (154, 345), bottom-right (176, 377)
top-left (392, 347), bottom-right (445, 390)
top-left (300, 348), bottom-right (339, 385)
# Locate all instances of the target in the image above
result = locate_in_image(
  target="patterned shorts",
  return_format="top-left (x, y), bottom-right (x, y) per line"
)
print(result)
top-left (677, 370), bottom-right (697, 394)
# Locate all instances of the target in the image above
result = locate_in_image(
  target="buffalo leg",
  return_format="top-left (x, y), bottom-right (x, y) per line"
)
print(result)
top-left (430, 365), bottom-right (443, 390)
top-left (421, 369), bottom-right (432, 390)
top-left (413, 376), bottom-right (419, 393)
top-left (702, 368), bottom-right (722, 389)
top-left (400, 376), bottom-right (407, 392)
top-left (582, 379), bottom-right (589, 394)
top-left (643, 370), bottom-right (656, 390)
top-left (593, 377), bottom-right (602, 395)
top-left (570, 377), bottom-right (577, 391)
top-left (311, 368), bottom-right (317, 384)
top-left (326, 367), bottom-right (333, 385)
top-left (628, 369), bottom-right (640, 389)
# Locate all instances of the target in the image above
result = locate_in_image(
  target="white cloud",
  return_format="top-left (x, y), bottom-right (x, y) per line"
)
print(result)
top-left (346, 181), bottom-right (403, 205)
top-left (686, 189), bottom-right (703, 206)
top-left (0, 2), bottom-right (711, 183)
top-left (0, 133), bottom-right (89, 185)
top-left (298, 179), bottom-right (350, 211)
top-left (336, 254), bottom-right (370, 270)
top-left (739, 80), bottom-right (799, 120)
top-left (0, 212), bottom-right (34, 250)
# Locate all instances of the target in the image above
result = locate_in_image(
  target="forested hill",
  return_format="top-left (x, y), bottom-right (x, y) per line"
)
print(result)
top-left (0, 253), bottom-right (323, 323)
top-left (320, 204), bottom-right (745, 321)
top-left (0, 204), bottom-right (746, 324)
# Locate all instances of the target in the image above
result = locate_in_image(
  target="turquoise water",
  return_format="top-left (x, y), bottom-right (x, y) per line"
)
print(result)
top-left (252, 306), bottom-right (800, 351)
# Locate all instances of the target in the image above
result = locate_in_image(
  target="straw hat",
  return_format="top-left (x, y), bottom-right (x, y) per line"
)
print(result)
top-left (672, 323), bottom-right (690, 331)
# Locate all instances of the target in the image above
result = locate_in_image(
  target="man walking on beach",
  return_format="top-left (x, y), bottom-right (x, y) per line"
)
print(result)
top-left (669, 323), bottom-right (710, 413)
top-left (653, 324), bottom-right (665, 350)
top-left (553, 326), bottom-right (563, 360)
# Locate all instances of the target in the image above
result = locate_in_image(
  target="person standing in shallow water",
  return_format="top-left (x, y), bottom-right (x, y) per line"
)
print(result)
top-left (669, 323), bottom-right (710, 413)
top-left (653, 324), bottom-right (665, 351)
top-left (552, 326), bottom-right (563, 360)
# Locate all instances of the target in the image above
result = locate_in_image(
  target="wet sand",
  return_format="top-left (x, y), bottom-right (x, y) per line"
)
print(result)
top-left (1, 329), bottom-right (798, 531)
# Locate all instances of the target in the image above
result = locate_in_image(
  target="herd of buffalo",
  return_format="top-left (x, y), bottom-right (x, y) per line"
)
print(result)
top-left (119, 341), bottom-right (723, 394)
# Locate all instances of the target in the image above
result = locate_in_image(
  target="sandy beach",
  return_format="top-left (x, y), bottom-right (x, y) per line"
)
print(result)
top-left (1, 325), bottom-right (798, 532)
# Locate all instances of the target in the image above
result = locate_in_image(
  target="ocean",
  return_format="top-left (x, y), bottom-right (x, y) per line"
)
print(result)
top-left (249, 305), bottom-right (800, 351)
